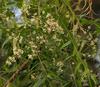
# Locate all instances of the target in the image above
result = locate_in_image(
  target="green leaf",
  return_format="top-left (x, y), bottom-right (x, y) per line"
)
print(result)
top-left (60, 41), bottom-right (71, 49)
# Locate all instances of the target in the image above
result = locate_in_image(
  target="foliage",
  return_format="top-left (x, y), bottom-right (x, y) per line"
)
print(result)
top-left (0, 0), bottom-right (100, 87)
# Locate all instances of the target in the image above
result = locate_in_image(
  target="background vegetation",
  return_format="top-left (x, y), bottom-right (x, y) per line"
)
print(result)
top-left (0, 0), bottom-right (100, 87)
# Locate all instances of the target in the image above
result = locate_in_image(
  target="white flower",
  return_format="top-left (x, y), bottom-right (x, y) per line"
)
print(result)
top-left (57, 61), bottom-right (64, 67)
top-left (6, 60), bottom-right (12, 65)
top-left (46, 13), bottom-right (51, 18)
top-left (28, 54), bottom-right (33, 60)
top-left (42, 10), bottom-right (45, 14)
top-left (11, 57), bottom-right (16, 63)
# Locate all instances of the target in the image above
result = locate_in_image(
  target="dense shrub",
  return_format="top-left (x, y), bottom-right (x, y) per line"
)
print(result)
top-left (0, 0), bottom-right (100, 87)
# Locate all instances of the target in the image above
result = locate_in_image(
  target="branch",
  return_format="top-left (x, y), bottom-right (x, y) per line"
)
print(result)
top-left (3, 60), bottom-right (29, 87)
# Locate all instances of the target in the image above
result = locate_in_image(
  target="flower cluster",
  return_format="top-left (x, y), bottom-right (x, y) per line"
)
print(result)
top-left (44, 13), bottom-right (64, 34)
top-left (6, 56), bottom-right (16, 65)
top-left (56, 61), bottom-right (64, 73)
top-left (30, 13), bottom-right (42, 28)
top-left (28, 41), bottom-right (39, 60)
top-left (12, 36), bottom-right (24, 58)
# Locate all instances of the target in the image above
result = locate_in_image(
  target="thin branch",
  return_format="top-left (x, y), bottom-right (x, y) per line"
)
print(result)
top-left (3, 60), bottom-right (29, 87)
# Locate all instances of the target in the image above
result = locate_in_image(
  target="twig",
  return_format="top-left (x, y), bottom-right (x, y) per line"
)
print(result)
top-left (3, 60), bottom-right (29, 87)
